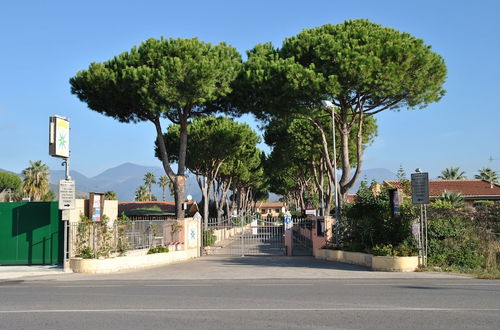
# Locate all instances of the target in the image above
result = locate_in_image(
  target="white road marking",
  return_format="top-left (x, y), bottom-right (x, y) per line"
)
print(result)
top-left (248, 284), bottom-right (313, 286)
top-left (144, 284), bottom-right (214, 287)
top-left (0, 307), bottom-right (499, 313)
top-left (344, 283), bottom-right (500, 286)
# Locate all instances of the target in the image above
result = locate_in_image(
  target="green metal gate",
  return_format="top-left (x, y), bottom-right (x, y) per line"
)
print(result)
top-left (0, 202), bottom-right (62, 265)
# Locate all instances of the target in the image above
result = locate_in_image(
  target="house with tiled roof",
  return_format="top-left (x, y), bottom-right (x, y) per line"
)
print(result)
top-left (255, 201), bottom-right (287, 218)
top-left (118, 200), bottom-right (199, 220)
top-left (383, 179), bottom-right (500, 207)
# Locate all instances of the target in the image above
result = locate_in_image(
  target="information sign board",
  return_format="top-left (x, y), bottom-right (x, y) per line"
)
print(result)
top-left (58, 179), bottom-right (75, 210)
top-left (411, 172), bottom-right (430, 204)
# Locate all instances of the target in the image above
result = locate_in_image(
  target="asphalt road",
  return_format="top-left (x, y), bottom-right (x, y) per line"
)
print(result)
top-left (1, 257), bottom-right (499, 329)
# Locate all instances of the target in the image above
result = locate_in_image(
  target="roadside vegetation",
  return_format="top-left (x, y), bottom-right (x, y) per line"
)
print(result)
top-left (333, 177), bottom-right (500, 279)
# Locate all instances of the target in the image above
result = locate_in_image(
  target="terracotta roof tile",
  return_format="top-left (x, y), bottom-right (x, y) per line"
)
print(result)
top-left (256, 202), bottom-right (286, 208)
top-left (118, 201), bottom-right (197, 214)
top-left (345, 194), bottom-right (356, 203)
top-left (384, 180), bottom-right (500, 197)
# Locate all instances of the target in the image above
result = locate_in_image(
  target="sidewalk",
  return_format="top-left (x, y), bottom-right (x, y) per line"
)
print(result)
top-left (0, 265), bottom-right (69, 281)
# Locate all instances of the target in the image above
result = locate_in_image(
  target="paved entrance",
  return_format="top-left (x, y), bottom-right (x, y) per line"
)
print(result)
top-left (27, 256), bottom-right (469, 282)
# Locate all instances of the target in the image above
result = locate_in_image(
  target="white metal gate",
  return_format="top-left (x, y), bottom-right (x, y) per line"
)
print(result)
top-left (202, 217), bottom-right (285, 256)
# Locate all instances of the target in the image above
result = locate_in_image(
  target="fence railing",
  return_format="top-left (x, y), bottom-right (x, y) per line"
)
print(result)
top-left (204, 216), bottom-right (285, 229)
top-left (69, 219), bottom-right (183, 258)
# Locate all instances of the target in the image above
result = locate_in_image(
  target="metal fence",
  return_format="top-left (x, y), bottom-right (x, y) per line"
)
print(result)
top-left (69, 219), bottom-right (183, 258)
top-left (204, 216), bottom-right (284, 229)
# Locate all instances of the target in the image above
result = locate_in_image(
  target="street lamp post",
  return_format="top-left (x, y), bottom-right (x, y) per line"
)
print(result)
top-left (321, 100), bottom-right (340, 246)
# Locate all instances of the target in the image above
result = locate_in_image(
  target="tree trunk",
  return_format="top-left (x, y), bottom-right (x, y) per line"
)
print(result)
top-left (173, 176), bottom-right (185, 220)
top-left (152, 116), bottom-right (184, 217)
top-left (336, 110), bottom-right (365, 203)
top-left (213, 181), bottom-right (221, 223)
top-left (196, 174), bottom-right (210, 230)
top-left (311, 159), bottom-right (325, 216)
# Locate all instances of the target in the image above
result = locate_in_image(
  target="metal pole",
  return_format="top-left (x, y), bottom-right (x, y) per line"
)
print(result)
top-left (424, 204), bottom-right (428, 267)
top-left (331, 106), bottom-right (340, 246)
top-left (63, 216), bottom-right (68, 271)
top-left (240, 213), bottom-right (245, 257)
top-left (419, 204), bottom-right (424, 267)
top-left (63, 158), bottom-right (71, 272)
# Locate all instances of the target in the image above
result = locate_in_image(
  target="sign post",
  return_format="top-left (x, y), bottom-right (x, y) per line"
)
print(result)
top-left (411, 170), bottom-right (429, 267)
top-left (284, 211), bottom-right (292, 231)
top-left (49, 115), bottom-right (74, 273)
top-left (304, 201), bottom-right (316, 216)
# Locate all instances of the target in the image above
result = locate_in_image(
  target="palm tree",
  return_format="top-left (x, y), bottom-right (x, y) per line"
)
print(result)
top-left (158, 176), bottom-right (169, 201)
top-left (143, 172), bottom-right (156, 201)
top-left (438, 167), bottom-right (466, 180)
top-left (135, 185), bottom-right (149, 201)
top-left (474, 167), bottom-right (499, 184)
top-left (104, 190), bottom-right (117, 200)
top-left (21, 160), bottom-right (50, 201)
top-left (439, 190), bottom-right (465, 208)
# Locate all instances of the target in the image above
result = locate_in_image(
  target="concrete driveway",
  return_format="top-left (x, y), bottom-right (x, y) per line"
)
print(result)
top-left (16, 256), bottom-right (469, 282)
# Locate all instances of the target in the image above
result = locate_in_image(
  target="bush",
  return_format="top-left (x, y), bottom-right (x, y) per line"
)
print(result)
top-left (147, 246), bottom-right (169, 254)
top-left (79, 247), bottom-right (94, 259)
top-left (372, 240), bottom-right (419, 257)
top-left (203, 229), bottom-right (217, 247)
top-left (473, 200), bottom-right (494, 208)
top-left (427, 215), bottom-right (484, 270)
top-left (415, 204), bottom-right (500, 271)
top-left (341, 184), bottom-right (413, 252)
top-left (372, 244), bottom-right (393, 256)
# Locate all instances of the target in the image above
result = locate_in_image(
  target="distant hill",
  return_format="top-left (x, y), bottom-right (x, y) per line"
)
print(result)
top-left (0, 168), bottom-right (19, 175)
top-left (4, 164), bottom-right (396, 202)
top-left (50, 163), bottom-right (200, 202)
top-left (349, 168), bottom-right (397, 192)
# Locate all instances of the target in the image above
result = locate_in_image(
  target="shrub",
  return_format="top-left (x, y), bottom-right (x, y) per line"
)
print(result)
top-left (372, 240), bottom-right (418, 257)
top-left (79, 247), bottom-right (94, 259)
top-left (427, 215), bottom-right (484, 270)
top-left (431, 200), bottom-right (453, 210)
top-left (203, 229), bottom-right (217, 247)
top-left (372, 244), bottom-right (393, 256)
top-left (341, 183), bottom-right (413, 252)
top-left (473, 200), bottom-right (494, 208)
top-left (147, 246), bottom-right (169, 254)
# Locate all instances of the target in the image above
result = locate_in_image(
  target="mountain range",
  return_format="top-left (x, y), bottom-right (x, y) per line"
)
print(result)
top-left (2, 163), bottom-right (396, 202)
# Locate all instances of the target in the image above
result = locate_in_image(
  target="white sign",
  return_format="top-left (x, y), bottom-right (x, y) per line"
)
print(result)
top-left (49, 116), bottom-right (70, 158)
top-left (305, 209), bottom-right (316, 215)
top-left (251, 219), bottom-right (258, 235)
top-left (284, 217), bottom-right (293, 230)
top-left (412, 223), bottom-right (420, 239)
top-left (411, 172), bottom-right (430, 204)
top-left (58, 179), bottom-right (75, 210)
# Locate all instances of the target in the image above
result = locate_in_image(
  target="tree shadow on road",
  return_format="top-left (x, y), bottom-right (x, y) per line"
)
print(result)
top-left (203, 255), bottom-right (371, 272)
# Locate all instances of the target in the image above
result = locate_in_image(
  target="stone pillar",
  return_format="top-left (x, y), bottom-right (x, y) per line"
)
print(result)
top-left (311, 216), bottom-right (334, 256)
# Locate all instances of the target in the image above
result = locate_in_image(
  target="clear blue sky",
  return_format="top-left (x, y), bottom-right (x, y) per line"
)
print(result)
top-left (0, 0), bottom-right (499, 179)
